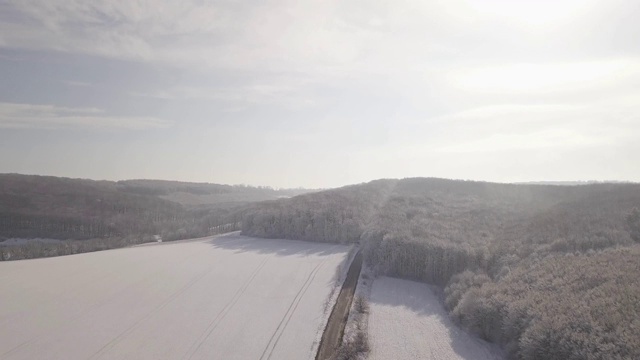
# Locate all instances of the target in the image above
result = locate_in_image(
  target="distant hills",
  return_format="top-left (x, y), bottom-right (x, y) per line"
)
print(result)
top-left (116, 179), bottom-right (313, 208)
top-left (0, 173), bottom-right (315, 259)
top-left (515, 180), bottom-right (635, 186)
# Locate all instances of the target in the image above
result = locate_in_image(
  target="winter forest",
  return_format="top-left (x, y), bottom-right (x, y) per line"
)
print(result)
top-left (0, 174), bottom-right (308, 259)
top-left (2, 174), bottom-right (639, 359)
top-left (241, 178), bottom-right (640, 360)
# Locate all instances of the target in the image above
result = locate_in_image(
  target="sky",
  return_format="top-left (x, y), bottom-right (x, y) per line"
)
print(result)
top-left (0, 0), bottom-right (639, 188)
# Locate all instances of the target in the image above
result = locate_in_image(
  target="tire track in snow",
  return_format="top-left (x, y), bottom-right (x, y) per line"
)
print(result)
top-left (1, 247), bottom-right (199, 360)
top-left (260, 249), bottom-right (336, 360)
top-left (88, 259), bottom-right (218, 360)
top-left (84, 236), bottom-right (238, 360)
top-left (182, 257), bottom-right (270, 360)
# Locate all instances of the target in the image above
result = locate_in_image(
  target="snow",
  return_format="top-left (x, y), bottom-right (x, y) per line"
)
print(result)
top-left (368, 276), bottom-right (504, 360)
top-left (0, 233), bottom-right (349, 360)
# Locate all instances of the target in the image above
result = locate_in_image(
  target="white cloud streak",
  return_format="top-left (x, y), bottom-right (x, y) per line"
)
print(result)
top-left (130, 81), bottom-right (319, 111)
top-left (450, 59), bottom-right (640, 95)
top-left (0, 102), bottom-right (172, 130)
top-left (385, 96), bottom-right (640, 156)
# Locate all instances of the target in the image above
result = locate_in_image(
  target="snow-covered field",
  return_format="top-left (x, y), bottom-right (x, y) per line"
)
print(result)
top-left (368, 276), bottom-right (504, 360)
top-left (0, 233), bottom-right (349, 360)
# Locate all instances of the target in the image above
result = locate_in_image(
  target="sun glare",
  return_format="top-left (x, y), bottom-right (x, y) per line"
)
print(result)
top-left (464, 0), bottom-right (595, 27)
top-left (454, 60), bottom-right (631, 93)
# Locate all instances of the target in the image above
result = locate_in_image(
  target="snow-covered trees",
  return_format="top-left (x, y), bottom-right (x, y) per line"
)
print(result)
top-left (0, 174), bottom-right (246, 260)
top-left (240, 177), bottom-right (640, 359)
top-left (627, 207), bottom-right (640, 242)
top-left (448, 248), bottom-right (640, 359)
top-left (242, 180), bottom-right (396, 243)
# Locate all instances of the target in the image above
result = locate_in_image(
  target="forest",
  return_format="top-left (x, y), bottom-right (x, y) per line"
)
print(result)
top-left (3, 174), bottom-right (639, 358)
top-left (0, 174), bottom-right (310, 260)
top-left (241, 178), bottom-right (640, 360)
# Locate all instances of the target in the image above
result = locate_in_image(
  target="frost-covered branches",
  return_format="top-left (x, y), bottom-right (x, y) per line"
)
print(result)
top-left (239, 177), bottom-right (640, 359)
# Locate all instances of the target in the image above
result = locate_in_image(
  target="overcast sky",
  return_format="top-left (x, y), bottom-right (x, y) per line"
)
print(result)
top-left (1, 0), bottom-right (639, 188)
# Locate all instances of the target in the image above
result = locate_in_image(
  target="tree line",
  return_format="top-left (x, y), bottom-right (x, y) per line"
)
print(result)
top-left (241, 177), bottom-right (640, 359)
top-left (0, 174), bottom-right (254, 260)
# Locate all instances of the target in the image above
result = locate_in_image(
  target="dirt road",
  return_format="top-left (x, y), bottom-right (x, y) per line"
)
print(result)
top-left (315, 250), bottom-right (363, 360)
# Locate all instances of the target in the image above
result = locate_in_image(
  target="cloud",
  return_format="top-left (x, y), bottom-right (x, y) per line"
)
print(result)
top-left (449, 59), bottom-right (640, 95)
top-left (368, 89), bottom-right (640, 162)
top-left (425, 99), bottom-right (640, 153)
top-left (130, 81), bottom-right (319, 111)
top-left (2, 0), bottom-right (639, 109)
top-left (0, 1), bottom-right (244, 65)
top-left (0, 102), bottom-right (172, 130)
top-left (64, 80), bottom-right (92, 87)
top-left (2, 0), bottom-right (631, 72)
top-left (435, 129), bottom-right (607, 154)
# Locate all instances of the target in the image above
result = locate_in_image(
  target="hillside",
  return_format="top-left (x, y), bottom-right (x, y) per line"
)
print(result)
top-left (241, 178), bottom-right (640, 359)
top-left (117, 179), bottom-right (312, 208)
top-left (0, 174), bottom-right (314, 260)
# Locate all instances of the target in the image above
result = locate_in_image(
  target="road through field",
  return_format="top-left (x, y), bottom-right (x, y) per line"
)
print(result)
top-left (0, 234), bottom-right (349, 360)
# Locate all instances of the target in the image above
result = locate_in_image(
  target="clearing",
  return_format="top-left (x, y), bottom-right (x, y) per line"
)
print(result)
top-left (0, 233), bottom-right (349, 360)
top-left (368, 276), bottom-right (504, 360)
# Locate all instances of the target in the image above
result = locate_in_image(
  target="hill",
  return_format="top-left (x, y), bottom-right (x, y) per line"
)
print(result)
top-left (241, 178), bottom-right (640, 359)
top-left (116, 179), bottom-right (311, 208)
top-left (0, 174), bottom-right (314, 259)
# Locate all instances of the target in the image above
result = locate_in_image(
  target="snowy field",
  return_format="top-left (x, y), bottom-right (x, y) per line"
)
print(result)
top-left (0, 233), bottom-right (349, 360)
top-left (368, 276), bottom-right (504, 360)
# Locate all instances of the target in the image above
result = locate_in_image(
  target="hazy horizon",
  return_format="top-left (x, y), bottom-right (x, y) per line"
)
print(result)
top-left (1, 0), bottom-right (639, 188)
top-left (3, 171), bottom-right (637, 190)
